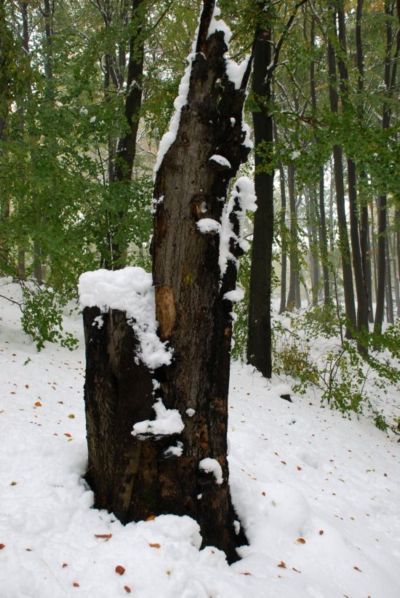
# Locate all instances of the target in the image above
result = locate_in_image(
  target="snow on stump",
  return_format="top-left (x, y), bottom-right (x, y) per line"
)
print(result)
top-left (79, 267), bottom-right (180, 524)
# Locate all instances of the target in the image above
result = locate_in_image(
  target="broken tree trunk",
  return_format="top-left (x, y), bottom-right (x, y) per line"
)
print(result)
top-left (82, 0), bottom-right (252, 563)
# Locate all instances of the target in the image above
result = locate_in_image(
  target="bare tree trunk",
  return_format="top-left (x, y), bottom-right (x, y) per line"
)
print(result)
top-left (279, 163), bottom-right (287, 313)
top-left (247, 15), bottom-right (274, 378)
top-left (84, 1), bottom-right (252, 561)
top-left (390, 228), bottom-right (400, 317)
top-left (286, 164), bottom-right (300, 311)
top-left (355, 0), bottom-right (373, 323)
top-left (385, 233), bottom-right (394, 324)
top-left (318, 167), bottom-right (331, 305)
top-left (327, 8), bottom-right (356, 334)
top-left (374, 0), bottom-right (400, 335)
top-left (370, 200), bottom-right (377, 308)
top-left (98, 0), bottom-right (145, 269)
top-left (307, 188), bottom-right (320, 306)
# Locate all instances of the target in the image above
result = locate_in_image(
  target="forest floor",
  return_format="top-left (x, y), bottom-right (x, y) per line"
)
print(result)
top-left (0, 279), bottom-right (399, 598)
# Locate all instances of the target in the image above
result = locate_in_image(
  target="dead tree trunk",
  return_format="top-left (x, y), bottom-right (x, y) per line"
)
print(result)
top-left (83, 1), bottom-right (252, 562)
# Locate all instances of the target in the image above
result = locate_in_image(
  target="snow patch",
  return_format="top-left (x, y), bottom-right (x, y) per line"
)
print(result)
top-left (164, 441), bottom-right (184, 457)
top-left (132, 399), bottom-right (184, 437)
top-left (226, 56), bottom-right (250, 90)
top-left (199, 458), bottom-right (223, 485)
top-left (196, 218), bottom-right (221, 234)
top-left (79, 267), bottom-right (172, 370)
top-left (209, 154), bottom-right (231, 169)
top-left (92, 315), bottom-right (104, 329)
top-left (207, 5), bottom-right (232, 44)
top-left (223, 288), bottom-right (245, 303)
top-left (186, 408), bottom-right (196, 417)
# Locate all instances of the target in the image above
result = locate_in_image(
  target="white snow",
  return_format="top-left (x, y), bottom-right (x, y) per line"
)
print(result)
top-left (219, 176), bottom-right (257, 277)
top-left (242, 121), bottom-right (254, 149)
top-left (132, 399), bottom-right (184, 437)
top-left (186, 408), bottom-right (196, 417)
top-left (164, 442), bottom-right (184, 458)
top-left (209, 154), bottom-right (232, 169)
top-left (150, 195), bottom-right (164, 214)
top-left (92, 315), bottom-right (104, 329)
top-left (223, 288), bottom-right (245, 303)
top-left (196, 218), bottom-right (221, 234)
top-left (79, 267), bottom-right (172, 370)
top-left (0, 281), bottom-right (399, 597)
top-left (226, 56), bottom-right (250, 90)
top-left (199, 458), bottom-right (224, 485)
top-left (207, 5), bottom-right (232, 44)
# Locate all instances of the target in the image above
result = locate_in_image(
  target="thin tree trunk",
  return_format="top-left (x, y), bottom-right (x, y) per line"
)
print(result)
top-left (385, 233), bottom-right (394, 323)
top-left (355, 0), bottom-right (373, 323)
top-left (374, 0), bottom-right (400, 334)
top-left (286, 164), bottom-right (300, 311)
top-left (279, 163), bottom-right (287, 313)
top-left (370, 200), bottom-right (377, 308)
top-left (307, 188), bottom-right (320, 306)
top-left (327, 8), bottom-right (356, 333)
top-left (390, 228), bottom-right (400, 317)
top-left (84, 0), bottom-right (252, 561)
top-left (318, 167), bottom-right (331, 305)
top-left (247, 18), bottom-right (274, 377)
top-left (109, 0), bottom-right (145, 267)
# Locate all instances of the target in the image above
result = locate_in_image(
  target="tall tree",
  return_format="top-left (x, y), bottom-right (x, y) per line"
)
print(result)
top-left (326, 4), bottom-right (356, 334)
top-left (335, 0), bottom-right (369, 349)
top-left (247, 0), bottom-right (308, 377)
top-left (82, 0), bottom-right (253, 561)
top-left (374, 0), bottom-right (400, 335)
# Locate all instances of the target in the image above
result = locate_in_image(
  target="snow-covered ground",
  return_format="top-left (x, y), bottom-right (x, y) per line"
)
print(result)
top-left (0, 281), bottom-right (399, 597)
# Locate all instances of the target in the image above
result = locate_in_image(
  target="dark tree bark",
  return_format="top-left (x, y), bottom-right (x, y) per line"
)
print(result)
top-left (247, 18), bottom-right (274, 378)
top-left (327, 7), bottom-right (356, 334)
top-left (84, 0), bottom-right (252, 562)
top-left (247, 0), bottom-right (308, 377)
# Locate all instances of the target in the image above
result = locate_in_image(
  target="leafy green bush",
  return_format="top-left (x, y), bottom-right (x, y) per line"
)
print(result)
top-left (21, 284), bottom-right (78, 352)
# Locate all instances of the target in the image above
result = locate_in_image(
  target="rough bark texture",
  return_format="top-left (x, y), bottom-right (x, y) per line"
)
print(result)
top-left (84, 0), bottom-right (251, 563)
top-left (247, 23), bottom-right (274, 378)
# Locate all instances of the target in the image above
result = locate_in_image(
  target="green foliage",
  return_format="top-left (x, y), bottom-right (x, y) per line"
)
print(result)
top-left (21, 284), bottom-right (78, 352)
top-left (231, 252), bottom-right (251, 360)
top-left (273, 308), bottom-right (400, 429)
